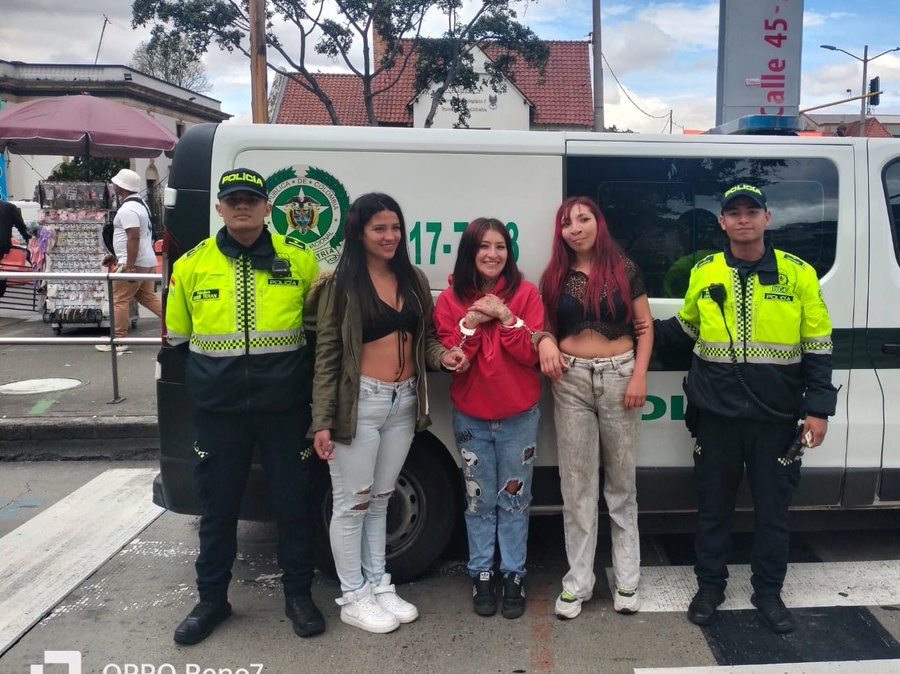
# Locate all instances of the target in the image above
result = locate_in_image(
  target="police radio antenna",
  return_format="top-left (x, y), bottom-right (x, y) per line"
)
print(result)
top-left (94, 15), bottom-right (111, 65)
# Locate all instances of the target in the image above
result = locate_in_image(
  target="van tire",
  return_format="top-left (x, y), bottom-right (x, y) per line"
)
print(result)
top-left (310, 433), bottom-right (461, 584)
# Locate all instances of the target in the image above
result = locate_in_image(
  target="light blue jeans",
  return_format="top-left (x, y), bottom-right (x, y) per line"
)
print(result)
top-left (552, 351), bottom-right (641, 598)
top-left (329, 375), bottom-right (417, 592)
top-left (452, 404), bottom-right (539, 577)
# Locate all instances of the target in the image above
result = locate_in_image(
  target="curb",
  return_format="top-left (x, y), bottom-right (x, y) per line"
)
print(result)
top-left (0, 416), bottom-right (160, 460)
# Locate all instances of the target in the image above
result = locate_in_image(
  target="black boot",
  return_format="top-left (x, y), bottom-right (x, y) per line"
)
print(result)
top-left (174, 600), bottom-right (232, 645)
top-left (472, 571), bottom-right (496, 616)
top-left (501, 573), bottom-right (526, 619)
top-left (285, 594), bottom-right (326, 637)
top-left (751, 593), bottom-right (795, 633)
top-left (687, 588), bottom-right (725, 626)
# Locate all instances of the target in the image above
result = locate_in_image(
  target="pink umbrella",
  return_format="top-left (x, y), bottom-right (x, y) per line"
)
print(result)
top-left (0, 94), bottom-right (177, 158)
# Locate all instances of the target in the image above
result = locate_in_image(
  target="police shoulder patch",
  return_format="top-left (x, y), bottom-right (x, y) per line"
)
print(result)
top-left (694, 253), bottom-right (716, 269)
top-left (184, 239), bottom-right (209, 259)
top-left (781, 252), bottom-right (806, 268)
top-left (283, 237), bottom-right (307, 250)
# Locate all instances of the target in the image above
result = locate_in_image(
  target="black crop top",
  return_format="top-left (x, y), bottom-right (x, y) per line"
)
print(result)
top-left (362, 300), bottom-right (418, 343)
top-left (556, 256), bottom-right (646, 341)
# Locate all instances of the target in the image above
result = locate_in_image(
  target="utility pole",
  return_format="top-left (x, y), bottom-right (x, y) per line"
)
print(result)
top-left (94, 15), bottom-right (110, 66)
top-left (592, 0), bottom-right (604, 131)
top-left (249, 0), bottom-right (268, 124)
top-left (858, 45), bottom-right (868, 137)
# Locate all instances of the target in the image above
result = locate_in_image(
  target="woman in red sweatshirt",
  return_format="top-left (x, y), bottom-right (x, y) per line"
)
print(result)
top-left (433, 217), bottom-right (544, 620)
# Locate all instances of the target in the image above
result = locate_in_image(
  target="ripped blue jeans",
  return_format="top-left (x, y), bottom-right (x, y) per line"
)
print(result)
top-left (452, 404), bottom-right (539, 577)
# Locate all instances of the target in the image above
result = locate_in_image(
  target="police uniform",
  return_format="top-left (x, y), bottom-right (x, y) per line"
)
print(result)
top-left (655, 184), bottom-right (838, 625)
top-left (166, 186), bottom-right (319, 607)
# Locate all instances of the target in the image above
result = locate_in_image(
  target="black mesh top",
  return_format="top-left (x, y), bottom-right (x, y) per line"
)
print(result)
top-left (556, 256), bottom-right (646, 341)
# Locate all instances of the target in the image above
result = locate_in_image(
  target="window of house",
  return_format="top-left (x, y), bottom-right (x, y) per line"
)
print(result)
top-left (565, 155), bottom-right (839, 297)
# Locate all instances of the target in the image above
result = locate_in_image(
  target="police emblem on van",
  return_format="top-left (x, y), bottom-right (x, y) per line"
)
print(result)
top-left (266, 165), bottom-right (350, 266)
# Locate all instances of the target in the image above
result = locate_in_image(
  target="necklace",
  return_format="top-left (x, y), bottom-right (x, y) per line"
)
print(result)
top-left (480, 277), bottom-right (498, 291)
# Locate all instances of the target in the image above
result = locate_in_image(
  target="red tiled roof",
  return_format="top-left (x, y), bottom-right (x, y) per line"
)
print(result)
top-left (275, 40), bottom-right (592, 128)
top-left (821, 117), bottom-right (892, 138)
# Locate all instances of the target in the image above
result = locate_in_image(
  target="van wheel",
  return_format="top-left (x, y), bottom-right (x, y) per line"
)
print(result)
top-left (310, 433), bottom-right (460, 584)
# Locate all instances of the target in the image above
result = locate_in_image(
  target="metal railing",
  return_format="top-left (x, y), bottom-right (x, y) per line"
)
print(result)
top-left (0, 270), bottom-right (163, 404)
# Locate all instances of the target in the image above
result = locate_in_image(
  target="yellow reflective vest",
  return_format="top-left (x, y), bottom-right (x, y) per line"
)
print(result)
top-left (671, 245), bottom-right (836, 420)
top-left (166, 227), bottom-right (318, 412)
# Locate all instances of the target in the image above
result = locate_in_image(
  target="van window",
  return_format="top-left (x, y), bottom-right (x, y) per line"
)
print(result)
top-left (566, 156), bottom-right (839, 297)
top-left (883, 159), bottom-right (900, 267)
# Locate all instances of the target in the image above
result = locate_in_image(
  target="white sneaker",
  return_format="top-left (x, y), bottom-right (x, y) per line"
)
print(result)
top-left (95, 344), bottom-right (131, 354)
top-left (372, 574), bottom-right (418, 623)
top-left (336, 584), bottom-right (400, 634)
top-left (614, 588), bottom-right (641, 614)
top-left (554, 590), bottom-right (584, 619)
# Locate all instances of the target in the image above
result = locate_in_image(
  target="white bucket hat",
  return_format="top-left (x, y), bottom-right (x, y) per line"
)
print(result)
top-left (110, 168), bottom-right (143, 194)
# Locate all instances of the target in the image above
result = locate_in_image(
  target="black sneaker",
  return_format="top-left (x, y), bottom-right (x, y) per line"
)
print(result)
top-left (751, 593), bottom-right (795, 634)
top-left (285, 594), bottom-right (326, 637)
top-left (501, 573), bottom-right (526, 619)
top-left (687, 587), bottom-right (725, 626)
top-left (173, 599), bottom-right (232, 645)
top-left (472, 571), bottom-right (496, 616)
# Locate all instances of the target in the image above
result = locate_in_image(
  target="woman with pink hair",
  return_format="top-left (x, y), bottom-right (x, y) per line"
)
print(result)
top-left (537, 196), bottom-right (653, 619)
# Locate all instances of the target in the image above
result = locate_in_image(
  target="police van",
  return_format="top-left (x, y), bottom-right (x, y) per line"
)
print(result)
top-left (155, 122), bottom-right (900, 581)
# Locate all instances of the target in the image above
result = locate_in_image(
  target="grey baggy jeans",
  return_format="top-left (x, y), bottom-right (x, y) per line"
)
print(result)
top-left (552, 350), bottom-right (641, 599)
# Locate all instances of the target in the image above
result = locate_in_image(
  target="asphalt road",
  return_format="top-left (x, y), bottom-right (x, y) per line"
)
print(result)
top-left (1, 461), bottom-right (899, 674)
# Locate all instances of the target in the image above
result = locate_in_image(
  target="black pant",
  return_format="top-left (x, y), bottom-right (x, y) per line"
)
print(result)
top-left (192, 406), bottom-right (315, 601)
top-left (693, 411), bottom-right (800, 596)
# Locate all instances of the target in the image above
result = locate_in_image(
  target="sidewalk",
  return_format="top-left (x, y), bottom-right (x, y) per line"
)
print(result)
top-left (0, 305), bottom-right (161, 459)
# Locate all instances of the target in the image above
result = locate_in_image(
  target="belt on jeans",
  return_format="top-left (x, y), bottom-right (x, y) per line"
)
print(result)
top-left (562, 351), bottom-right (634, 368)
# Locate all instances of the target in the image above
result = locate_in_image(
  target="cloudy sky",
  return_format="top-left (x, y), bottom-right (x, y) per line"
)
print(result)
top-left (2, 0), bottom-right (899, 133)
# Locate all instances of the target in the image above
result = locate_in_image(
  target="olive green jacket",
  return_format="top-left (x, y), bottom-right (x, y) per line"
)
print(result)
top-left (307, 267), bottom-right (447, 444)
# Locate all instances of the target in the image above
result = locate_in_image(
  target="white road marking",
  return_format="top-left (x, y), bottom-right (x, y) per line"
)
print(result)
top-left (635, 659), bottom-right (900, 673)
top-left (609, 561), bottom-right (900, 612)
top-left (0, 468), bottom-right (163, 655)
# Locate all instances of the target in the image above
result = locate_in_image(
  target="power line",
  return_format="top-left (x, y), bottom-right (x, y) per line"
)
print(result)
top-left (600, 52), bottom-right (674, 121)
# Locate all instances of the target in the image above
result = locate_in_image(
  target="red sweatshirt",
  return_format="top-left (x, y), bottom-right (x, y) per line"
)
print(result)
top-left (433, 276), bottom-right (543, 419)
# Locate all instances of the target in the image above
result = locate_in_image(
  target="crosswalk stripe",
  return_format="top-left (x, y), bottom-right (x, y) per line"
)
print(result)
top-left (0, 468), bottom-right (163, 655)
top-left (635, 659), bottom-right (900, 673)
top-left (634, 660), bottom-right (900, 674)
top-left (608, 561), bottom-right (900, 612)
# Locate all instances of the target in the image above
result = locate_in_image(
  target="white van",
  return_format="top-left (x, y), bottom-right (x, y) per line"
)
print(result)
top-left (154, 123), bottom-right (900, 580)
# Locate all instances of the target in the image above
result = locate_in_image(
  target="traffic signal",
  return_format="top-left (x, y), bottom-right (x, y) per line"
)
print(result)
top-left (869, 77), bottom-right (881, 107)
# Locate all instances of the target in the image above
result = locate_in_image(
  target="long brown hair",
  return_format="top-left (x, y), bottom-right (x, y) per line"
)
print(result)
top-left (452, 217), bottom-right (522, 301)
top-left (539, 196), bottom-right (632, 333)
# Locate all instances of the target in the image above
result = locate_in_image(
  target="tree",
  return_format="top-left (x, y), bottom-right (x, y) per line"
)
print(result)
top-left (415, 8), bottom-right (548, 128)
top-left (130, 27), bottom-right (212, 92)
top-left (131, 0), bottom-right (548, 128)
top-left (47, 157), bottom-right (129, 182)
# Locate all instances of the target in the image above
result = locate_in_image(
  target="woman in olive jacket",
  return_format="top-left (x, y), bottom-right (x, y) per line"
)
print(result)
top-left (308, 192), bottom-right (465, 634)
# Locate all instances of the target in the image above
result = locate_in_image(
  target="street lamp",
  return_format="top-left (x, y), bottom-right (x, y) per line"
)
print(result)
top-left (820, 44), bottom-right (900, 137)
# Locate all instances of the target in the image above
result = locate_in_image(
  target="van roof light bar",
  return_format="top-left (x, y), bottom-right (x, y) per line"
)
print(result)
top-left (706, 114), bottom-right (803, 136)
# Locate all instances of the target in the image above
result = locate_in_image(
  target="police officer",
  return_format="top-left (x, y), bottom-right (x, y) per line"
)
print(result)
top-left (654, 183), bottom-right (837, 633)
top-left (166, 168), bottom-right (322, 644)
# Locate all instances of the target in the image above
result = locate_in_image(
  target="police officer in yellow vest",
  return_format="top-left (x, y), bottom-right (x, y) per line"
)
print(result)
top-left (654, 183), bottom-right (837, 634)
top-left (166, 168), bottom-right (323, 644)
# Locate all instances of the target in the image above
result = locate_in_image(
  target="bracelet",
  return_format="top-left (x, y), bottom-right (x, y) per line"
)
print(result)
top-left (458, 317), bottom-right (477, 337)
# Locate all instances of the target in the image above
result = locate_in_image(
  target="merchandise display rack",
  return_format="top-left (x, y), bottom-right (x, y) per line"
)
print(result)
top-left (38, 181), bottom-right (137, 334)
